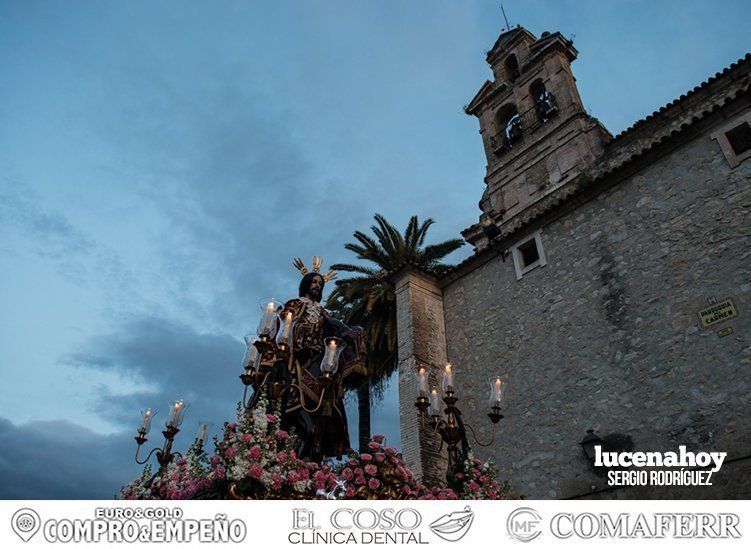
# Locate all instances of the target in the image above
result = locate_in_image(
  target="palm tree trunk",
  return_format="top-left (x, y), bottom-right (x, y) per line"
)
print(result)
top-left (357, 380), bottom-right (371, 453)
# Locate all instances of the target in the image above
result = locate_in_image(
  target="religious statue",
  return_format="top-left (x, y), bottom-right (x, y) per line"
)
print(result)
top-left (252, 257), bottom-right (367, 462)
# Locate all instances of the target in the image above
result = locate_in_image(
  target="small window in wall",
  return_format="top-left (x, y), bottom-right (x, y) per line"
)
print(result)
top-left (710, 114), bottom-right (751, 168)
top-left (726, 122), bottom-right (751, 155)
top-left (511, 230), bottom-right (547, 280)
top-left (505, 54), bottom-right (521, 82)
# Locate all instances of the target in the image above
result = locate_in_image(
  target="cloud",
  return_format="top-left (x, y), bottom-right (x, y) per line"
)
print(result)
top-left (66, 315), bottom-right (244, 433)
top-left (0, 417), bottom-right (140, 499)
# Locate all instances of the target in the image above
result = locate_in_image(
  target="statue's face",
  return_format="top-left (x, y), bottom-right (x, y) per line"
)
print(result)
top-left (306, 275), bottom-right (324, 302)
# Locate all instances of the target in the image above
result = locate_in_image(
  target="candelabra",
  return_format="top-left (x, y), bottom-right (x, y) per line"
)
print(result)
top-left (239, 299), bottom-right (344, 413)
top-left (133, 400), bottom-right (211, 470)
top-left (414, 364), bottom-right (507, 482)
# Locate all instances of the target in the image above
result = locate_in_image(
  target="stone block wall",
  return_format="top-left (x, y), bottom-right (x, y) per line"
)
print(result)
top-left (393, 268), bottom-right (448, 485)
top-left (440, 114), bottom-right (751, 498)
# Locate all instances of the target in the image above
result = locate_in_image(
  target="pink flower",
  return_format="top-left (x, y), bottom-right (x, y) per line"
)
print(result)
top-left (368, 478), bottom-right (380, 490)
top-left (455, 472), bottom-right (465, 480)
top-left (360, 453), bottom-right (373, 462)
top-left (347, 459), bottom-right (359, 467)
top-left (341, 468), bottom-right (354, 480)
top-left (364, 464), bottom-right (377, 476)
top-left (385, 447), bottom-right (397, 456)
top-left (468, 481), bottom-right (480, 492)
top-left (241, 433), bottom-right (252, 444)
top-left (275, 430), bottom-right (290, 440)
top-left (249, 445), bottom-right (261, 461)
top-left (250, 464), bottom-right (263, 480)
top-left (372, 435), bottom-right (385, 444)
top-left (225, 447), bottom-right (236, 459)
top-left (355, 475), bottom-right (366, 486)
top-left (271, 475), bottom-right (283, 490)
top-left (479, 475), bottom-right (489, 483)
top-left (305, 462), bottom-right (319, 471)
top-left (276, 451), bottom-right (288, 462)
top-left (287, 471), bottom-right (300, 483)
top-left (354, 468), bottom-right (363, 476)
top-left (368, 441), bottom-right (381, 451)
top-left (374, 452), bottom-right (385, 463)
top-left (266, 414), bottom-right (278, 423)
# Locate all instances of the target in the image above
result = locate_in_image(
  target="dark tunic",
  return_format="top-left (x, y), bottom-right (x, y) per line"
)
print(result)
top-left (272, 297), bottom-right (367, 459)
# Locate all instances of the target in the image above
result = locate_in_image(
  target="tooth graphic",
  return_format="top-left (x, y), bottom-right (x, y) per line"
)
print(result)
top-left (429, 506), bottom-right (475, 542)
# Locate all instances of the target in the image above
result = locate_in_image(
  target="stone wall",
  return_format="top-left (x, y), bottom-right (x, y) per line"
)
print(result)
top-left (393, 268), bottom-right (448, 485)
top-left (440, 113), bottom-right (751, 498)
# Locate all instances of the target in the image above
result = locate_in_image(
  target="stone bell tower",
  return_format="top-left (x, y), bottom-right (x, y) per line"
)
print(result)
top-left (462, 26), bottom-right (611, 249)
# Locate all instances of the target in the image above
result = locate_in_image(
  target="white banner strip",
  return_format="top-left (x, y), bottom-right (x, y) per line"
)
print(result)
top-left (2, 499), bottom-right (749, 548)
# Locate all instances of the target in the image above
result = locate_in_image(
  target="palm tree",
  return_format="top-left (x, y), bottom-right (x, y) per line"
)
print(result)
top-left (326, 214), bottom-right (464, 452)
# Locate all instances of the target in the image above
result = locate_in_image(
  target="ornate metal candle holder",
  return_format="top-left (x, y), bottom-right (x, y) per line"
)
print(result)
top-left (415, 365), bottom-right (507, 482)
top-left (133, 400), bottom-right (190, 470)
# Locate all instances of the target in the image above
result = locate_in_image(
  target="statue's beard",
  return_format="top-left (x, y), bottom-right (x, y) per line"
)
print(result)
top-left (307, 288), bottom-right (322, 302)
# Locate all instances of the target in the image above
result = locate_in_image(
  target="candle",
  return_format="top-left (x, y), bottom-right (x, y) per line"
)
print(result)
top-left (167, 399), bottom-right (187, 428)
top-left (247, 344), bottom-right (259, 372)
top-left (320, 337), bottom-right (344, 376)
top-left (263, 301), bottom-right (275, 333)
top-left (139, 408), bottom-right (153, 434)
top-left (281, 312), bottom-right (292, 342)
top-left (416, 367), bottom-right (428, 397)
top-left (442, 363), bottom-right (454, 394)
top-left (488, 376), bottom-right (506, 407)
top-left (429, 389), bottom-right (441, 416)
top-left (242, 335), bottom-right (256, 370)
top-left (326, 339), bottom-right (337, 369)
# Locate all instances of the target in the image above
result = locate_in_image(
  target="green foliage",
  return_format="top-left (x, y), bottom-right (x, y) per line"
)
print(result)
top-left (326, 213), bottom-right (464, 395)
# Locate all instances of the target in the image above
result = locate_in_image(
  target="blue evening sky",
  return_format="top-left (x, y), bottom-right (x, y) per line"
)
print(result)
top-left (1, 0), bottom-right (749, 498)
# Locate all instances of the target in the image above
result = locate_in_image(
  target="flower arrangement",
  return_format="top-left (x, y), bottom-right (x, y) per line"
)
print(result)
top-left (120, 401), bottom-right (510, 500)
top-left (449, 452), bottom-right (509, 500)
top-left (213, 400), bottom-right (339, 499)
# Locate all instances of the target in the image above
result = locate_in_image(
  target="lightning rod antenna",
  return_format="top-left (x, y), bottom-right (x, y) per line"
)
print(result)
top-left (501, 4), bottom-right (511, 31)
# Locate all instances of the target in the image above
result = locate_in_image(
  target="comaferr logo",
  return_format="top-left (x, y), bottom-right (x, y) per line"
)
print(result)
top-left (550, 513), bottom-right (741, 539)
top-left (507, 507), bottom-right (542, 542)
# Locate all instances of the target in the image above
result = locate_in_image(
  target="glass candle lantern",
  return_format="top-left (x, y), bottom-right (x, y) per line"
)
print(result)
top-left (320, 337), bottom-right (345, 377)
top-left (416, 366), bottom-right (429, 398)
top-left (138, 408), bottom-right (155, 435)
top-left (429, 389), bottom-right (442, 417)
top-left (442, 363), bottom-right (455, 394)
top-left (166, 399), bottom-right (189, 429)
top-left (488, 375), bottom-right (507, 407)
top-left (197, 421), bottom-right (213, 446)
top-left (276, 311), bottom-right (294, 350)
top-left (242, 334), bottom-right (260, 372)
top-left (257, 299), bottom-right (281, 340)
